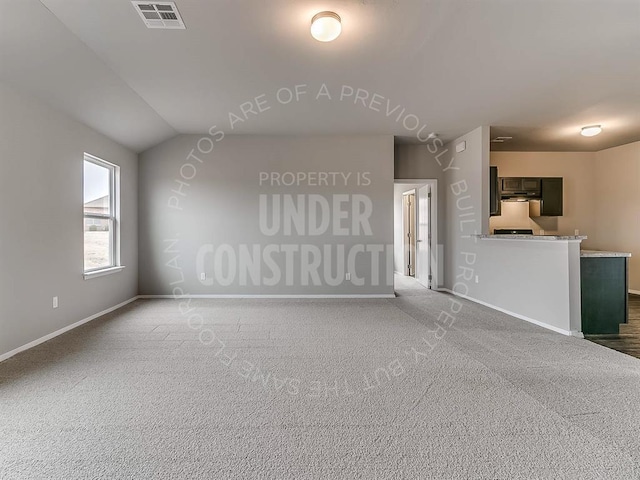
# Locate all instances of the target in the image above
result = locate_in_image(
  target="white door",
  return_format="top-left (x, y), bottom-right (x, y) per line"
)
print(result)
top-left (416, 185), bottom-right (431, 288)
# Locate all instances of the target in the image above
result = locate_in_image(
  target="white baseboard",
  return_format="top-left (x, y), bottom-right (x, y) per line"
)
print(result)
top-left (440, 288), bottom-right (579, 337)
top-left (629, 289), bottom-right (640, 295)
top-left (138, 294), bottom-right (396, 299)
top-left (0, 296), bottom-right (139, 363)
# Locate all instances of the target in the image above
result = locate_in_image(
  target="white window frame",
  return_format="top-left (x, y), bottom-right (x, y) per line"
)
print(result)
top-left (83, 153), bottom-right (124, 279)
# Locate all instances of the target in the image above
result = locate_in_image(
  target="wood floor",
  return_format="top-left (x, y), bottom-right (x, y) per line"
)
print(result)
top-left (586, 294), bottom-right (640, 359)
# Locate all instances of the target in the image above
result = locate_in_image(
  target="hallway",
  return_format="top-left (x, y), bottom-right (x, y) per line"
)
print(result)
top-left (393, 273), bottom-right (428, 293)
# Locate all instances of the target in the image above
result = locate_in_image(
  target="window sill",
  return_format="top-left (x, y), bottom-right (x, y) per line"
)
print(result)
top-left (84, 266), bottom-right (125, 280)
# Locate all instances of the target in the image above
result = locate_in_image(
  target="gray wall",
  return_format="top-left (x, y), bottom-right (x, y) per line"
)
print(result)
top-left (443, 127), bottom-right (490, 289)
top-left (394, 144), bottom-right (446, 242)
top-left (0, 81), bottom-right (138, 358)
top-left (466, 238), bottom-right (582, 334)
top-left (394, 143), bottom-right (447, 287)
top-left (138, 134), bottom-right (394, 296)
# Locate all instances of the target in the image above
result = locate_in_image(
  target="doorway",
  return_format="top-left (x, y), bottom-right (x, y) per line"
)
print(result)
top-left (394, 180), bottom-right (438, 290)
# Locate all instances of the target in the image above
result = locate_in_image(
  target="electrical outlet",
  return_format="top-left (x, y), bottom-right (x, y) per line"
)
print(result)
top-left (200, 272), bottom-right (206, 281)
top-left (53, 296), bottom-right (58, 309)
top-left (346, 272), bottom-right (351, 281)
top-left (575, 229), bottom-right (580, 236)
top-left (475, 276), bottom-right (479, 284)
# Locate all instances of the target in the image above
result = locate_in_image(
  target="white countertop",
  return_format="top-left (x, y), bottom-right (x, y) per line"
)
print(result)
top-left (472, 234), bottom-right (587, 241)
top-left (580, 250), bottom-right (631, 258)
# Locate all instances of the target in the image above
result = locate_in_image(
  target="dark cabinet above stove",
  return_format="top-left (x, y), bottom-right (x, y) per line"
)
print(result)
top-left (500, 177), bottom-right (541, 199)
top-left (495, 175), bottom-right (563, 217)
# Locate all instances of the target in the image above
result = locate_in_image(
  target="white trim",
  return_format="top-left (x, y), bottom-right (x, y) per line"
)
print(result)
top-left (629, 289), bottom-right (640, 295)
top-left (84, 265), bottom-right (126, 280)
top-left (395, 179), bottom-right (434, 182)
top-left (441, 288), bottom-right (582, 337)
top-left (394, 178), bottom-right (438, 289)
top-left (0, 296), bottom-right (138, 363)
top-left (83, 153), bottom-right (121, 277)
top-left (138, 294), bottom-right (396, 299)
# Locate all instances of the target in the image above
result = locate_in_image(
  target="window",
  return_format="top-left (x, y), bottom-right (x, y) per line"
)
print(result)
top-left (83, 154), bottom-right (121, 277)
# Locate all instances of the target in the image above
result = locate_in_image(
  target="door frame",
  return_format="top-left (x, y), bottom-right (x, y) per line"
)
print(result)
top-left (402, 189), bottom-right (417, 276)
top-left (415, 184), bottom-right (430, 288)
top-left (395, 179), bottom-right (439, 289)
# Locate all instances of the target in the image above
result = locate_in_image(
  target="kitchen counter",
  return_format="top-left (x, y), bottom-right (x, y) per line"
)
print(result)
top-left (580, 250), bottom-right (631, 258)
top-left (472, 234), bottom-right (587, 241)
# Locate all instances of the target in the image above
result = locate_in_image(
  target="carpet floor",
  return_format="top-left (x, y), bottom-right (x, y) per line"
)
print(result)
top-left (1, 276), bottom-right (640, 479)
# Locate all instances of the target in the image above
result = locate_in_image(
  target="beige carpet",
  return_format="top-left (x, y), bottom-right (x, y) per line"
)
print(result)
top-left (1, 278), bottom-right (640, 478)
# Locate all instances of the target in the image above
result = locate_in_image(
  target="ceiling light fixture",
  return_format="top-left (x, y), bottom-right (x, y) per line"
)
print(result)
top-left (310, 11), bottom-right (342, 42)
top-left (581, 125), bottom-right (602, 137)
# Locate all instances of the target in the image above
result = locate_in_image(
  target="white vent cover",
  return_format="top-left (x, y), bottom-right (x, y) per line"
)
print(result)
top-left (132, 2), bottom-right (185, 29)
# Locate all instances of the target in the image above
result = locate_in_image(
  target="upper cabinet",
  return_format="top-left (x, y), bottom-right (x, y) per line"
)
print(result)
top-left (529, 178), bottom-right (563, 217)
top-left (500, 177), bottom-right (541, 199)
top-left (490, 171), bottom-right (563, 217)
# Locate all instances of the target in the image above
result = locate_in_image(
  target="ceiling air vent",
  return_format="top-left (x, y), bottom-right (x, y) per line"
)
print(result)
top-left (132, 2), bottom-right (185, 29)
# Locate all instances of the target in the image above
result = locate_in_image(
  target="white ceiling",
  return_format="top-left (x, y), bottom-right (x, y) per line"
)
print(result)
top-left (1, 0), bottom-right (639, 152)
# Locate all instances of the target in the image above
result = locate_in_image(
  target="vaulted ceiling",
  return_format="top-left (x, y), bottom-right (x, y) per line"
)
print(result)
top-left (1, 0), bottom-right (639, 152)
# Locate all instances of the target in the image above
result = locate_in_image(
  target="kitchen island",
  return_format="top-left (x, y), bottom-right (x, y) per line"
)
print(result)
top-left (580, 250), bottom-right (631, 334)
top-left (466, 234), bottom-right (586, 336)
top-left (464, 234), bottom-right (630, 337)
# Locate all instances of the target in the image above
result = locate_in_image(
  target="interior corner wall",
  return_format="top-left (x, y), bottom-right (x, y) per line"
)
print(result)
top-left (138, 134), bottom-right (394, 296)
top-left (443, 126), bottom-right (489, 290)
top-left (0, 81), bottom-right (139, 359)
top-left (593, 141), bottom-right (640, 291)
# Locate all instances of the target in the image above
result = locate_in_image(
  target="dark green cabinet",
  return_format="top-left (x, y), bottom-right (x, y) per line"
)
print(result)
top-left (581, 257), bottom-right (629, 334)
top-left (529, 177), bottom-right (563, 217)
top-left (541, 177), bottom-right (563, 216)
top-left (490, 166), bottom-right (501, 216)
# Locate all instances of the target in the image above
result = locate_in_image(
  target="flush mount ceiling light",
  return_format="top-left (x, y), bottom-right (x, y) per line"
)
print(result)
top-left (310, 11), bottom-right (342, 42)
top-left (581, 125), bottom-right (602, 137)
